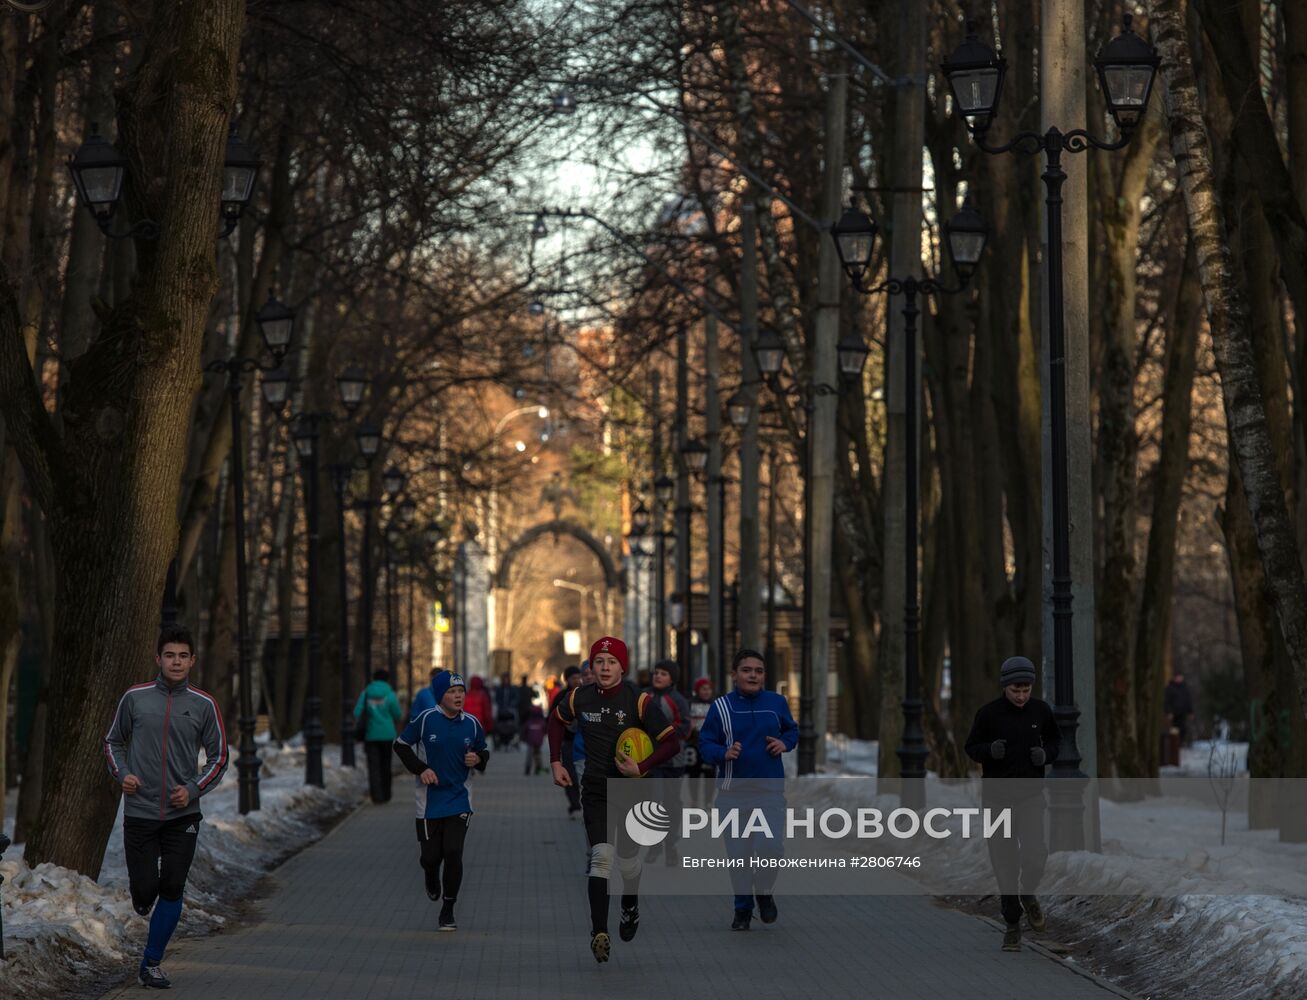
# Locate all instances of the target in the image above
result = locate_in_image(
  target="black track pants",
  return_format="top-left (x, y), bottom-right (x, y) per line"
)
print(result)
top-left (123, 814), bottom-right (202, 915)
top-left (416, 814), bottom-right (470, 901)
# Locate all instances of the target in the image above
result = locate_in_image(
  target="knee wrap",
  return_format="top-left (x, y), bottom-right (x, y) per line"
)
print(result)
top-left (589, 842), bottom-right (616, 880)
top-left (617, 851), bottom-right (642, 882)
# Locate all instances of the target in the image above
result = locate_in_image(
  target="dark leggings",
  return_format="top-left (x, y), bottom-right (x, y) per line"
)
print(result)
top-left (123, 815), bottom-right (202, 915)
top-left (986, 794), bottom-right (1047, 925)
top-left (582, 788), bottom-right (640, 935)
top-left (365, 740), bottom-right (394, 803)
top-left (416, 815), bottom-right (470, 901)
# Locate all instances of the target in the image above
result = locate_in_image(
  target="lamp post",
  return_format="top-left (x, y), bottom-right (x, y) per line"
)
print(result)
top-left (942, 14), bottom-right (1158, 849)
top-left (265, 365), bottom-right (369, 783)
top-left (765, 444), bottom-right (780, 690)
top-left (749, 324), bottom-right (859, 775)
top-left (350, 424), bottom-right (385, 690)
top-left (654, 473), bottom-right (674, 660)
top-left (628, 501), bottom-right (651, 670)
top-left (679, 437), bottom-right (708, 685)
top-left (708, 470), bottom-right (731, 691)
top-left (385, 496), bottom-right (417, 679)
top-left (68, 123), bottom-right (259, 240)
top-left (405, 546), bottom-right (416, 704)
top-left (204, 292), bottom-right (294, 814)
top-left (650, 370), bottom-right (669, 662)
top-left (833, 199), bottom-right (988, 809)
top-left (326, 367), bottom-right (370, 768)
top-left (291, 418), bottom-right (326, 787)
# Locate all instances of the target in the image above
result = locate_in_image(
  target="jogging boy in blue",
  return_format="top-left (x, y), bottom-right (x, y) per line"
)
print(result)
top-left (698, 648), bottom-right (799, 930)
top-left (393, 670), bottom-right (489, 930)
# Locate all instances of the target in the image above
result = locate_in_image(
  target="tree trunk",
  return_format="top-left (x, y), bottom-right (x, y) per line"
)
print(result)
top-left (1133, 238), bottom-right (1201, 781)
top-left (1148, 0), bottom-right (1307, 724)
top-left (1090, 102), bottom-right (1161, 784)
top-left (0, 0), bottom-right (247, 877)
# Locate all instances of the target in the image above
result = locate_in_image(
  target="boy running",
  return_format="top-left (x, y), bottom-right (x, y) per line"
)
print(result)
top-left (103, 624), bottom-right (229, 988)
top-left (965, 655), bottom-right (1060, 951)
top-left (548, 636), bottom-right (680, 963)
top-left (393, 670), bottom-right (489, 931)
top-left (698, 649), bottom-right (798, 930)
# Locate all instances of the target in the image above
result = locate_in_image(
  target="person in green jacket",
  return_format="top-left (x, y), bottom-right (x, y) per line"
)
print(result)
top-left (355, 670), bottom-right (404, 803)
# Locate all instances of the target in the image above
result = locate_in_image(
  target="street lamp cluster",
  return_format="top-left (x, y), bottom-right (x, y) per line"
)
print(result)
top-left (541, 15), bottom-right (1157, 820)
top-left (938, 13), bottom-right (1158, 846)
top-left (68, 123), bottom-right (260, 240)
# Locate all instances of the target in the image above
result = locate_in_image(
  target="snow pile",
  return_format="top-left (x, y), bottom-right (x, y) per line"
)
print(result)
top-left (0, 742), bottom-right (365, 1000)
top-left (825, 734), bottom-right (878, 776)
top-left (808, 755), bottom-right (1307, 999)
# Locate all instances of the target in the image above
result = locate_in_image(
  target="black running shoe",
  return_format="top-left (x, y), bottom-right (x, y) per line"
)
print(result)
top-left (590, 931), bottom-right (611, 963)
top-left (757, 895), bottom-right (778, 924)
top-left (1002, 922), bottom-right (1022, 952)
top-left (731, 908), bottom-right (752, 931)
top-left (619, 905), bottom-right (639, 941)
top-left (438, 900), bottom-right (456, 931)
top-left (425, 872), bottom-right (441, 902)
top-left (139, 963), bottom-right (171, 989)
top-left (1020, 895), bottom-right (1046, 932)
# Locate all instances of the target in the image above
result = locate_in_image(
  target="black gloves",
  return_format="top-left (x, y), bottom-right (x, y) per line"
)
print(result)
top-left (990, 740), bottom-right (1006, 760)
top-left (1030, 747), bottom-right (1046, 767)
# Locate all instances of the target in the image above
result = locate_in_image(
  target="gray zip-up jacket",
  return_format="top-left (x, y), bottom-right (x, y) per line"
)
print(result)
top-left (103, 676), bottom-right (229, 821)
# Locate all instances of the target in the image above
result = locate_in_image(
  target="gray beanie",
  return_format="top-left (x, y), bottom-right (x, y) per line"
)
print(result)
top-left (1000, 656), bottom-right (1036, 687)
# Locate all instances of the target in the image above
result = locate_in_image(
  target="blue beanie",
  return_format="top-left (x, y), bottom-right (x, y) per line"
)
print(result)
top-left (431, 670), bottom-right (465, 705)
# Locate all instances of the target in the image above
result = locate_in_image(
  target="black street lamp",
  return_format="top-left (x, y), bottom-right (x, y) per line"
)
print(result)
top-left (351, 423), bottom-right (385, 700)
top-left (942, 13), bottom-right (1158, 849)
top-left (321, 367), bottom-right (370, 769)
top-left (834, 199), bottom-right (989, 809)
top-left (384, 496), bottom-right (417, 681)
top-left (654, 473), bottom-right (674, 661)
top-left (266, 363), bottom-right (371, 780)
top-left (726, 389), bottom-right (751, 429)
top-left (764, 444), bottom-right (780, 690)
top-left (203, 295), bottom-right (296, 814)
top-left (754, 326), bottom-right (786, 378)
top-left (291, 417), bottom-right (326, 788)
top-left (219, 126), bottom-right (260, 238)
top-left (68, 122), bottom-right (260, 240)
top-left (677, 438), bottom-right (708, 683)
top-left (329, 456), bottom-right (358, 767)
top-left (750, 340), bottom-right (848, 775)
top-left (626, 500), bottom-right (651, 672)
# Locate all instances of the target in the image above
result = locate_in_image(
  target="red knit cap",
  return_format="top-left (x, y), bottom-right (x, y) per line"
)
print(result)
top-left (589, 636), bottom-right (629, 673)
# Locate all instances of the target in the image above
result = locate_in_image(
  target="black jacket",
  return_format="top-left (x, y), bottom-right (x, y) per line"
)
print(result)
top-left (964, 695), bottom-right (1060, 779)
top-left (1163, 681), bottom-right (1193, 717)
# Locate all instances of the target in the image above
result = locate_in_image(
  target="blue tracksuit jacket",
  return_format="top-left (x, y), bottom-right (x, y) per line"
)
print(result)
top-left (697, 688), bottom-right (799, 789)
top-left (395, 708), bottom-right (488, 818)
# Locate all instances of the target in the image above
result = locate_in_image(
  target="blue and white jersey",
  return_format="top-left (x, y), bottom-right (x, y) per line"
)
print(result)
top-left (395, 707), bottom-right (487, 819)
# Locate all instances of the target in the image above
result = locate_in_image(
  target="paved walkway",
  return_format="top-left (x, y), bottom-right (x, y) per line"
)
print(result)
top-left (102, 764), bottom-right (1128, 1000)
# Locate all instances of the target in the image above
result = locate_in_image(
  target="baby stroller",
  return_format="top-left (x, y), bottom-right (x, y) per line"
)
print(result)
top-left (493, 708), bottom-right (518, 750)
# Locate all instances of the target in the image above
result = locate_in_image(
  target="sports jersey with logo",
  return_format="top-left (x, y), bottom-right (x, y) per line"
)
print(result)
top-left (395, 708), bottom-right (488, 818)
top-left (553, 681), bottom-right (673, 790)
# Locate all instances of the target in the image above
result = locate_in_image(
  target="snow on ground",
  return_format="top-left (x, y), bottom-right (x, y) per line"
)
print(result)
top-left (815, 738), bottom-right (1307, 999)
top-left (0, 741), bottom-right (366, 1000)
